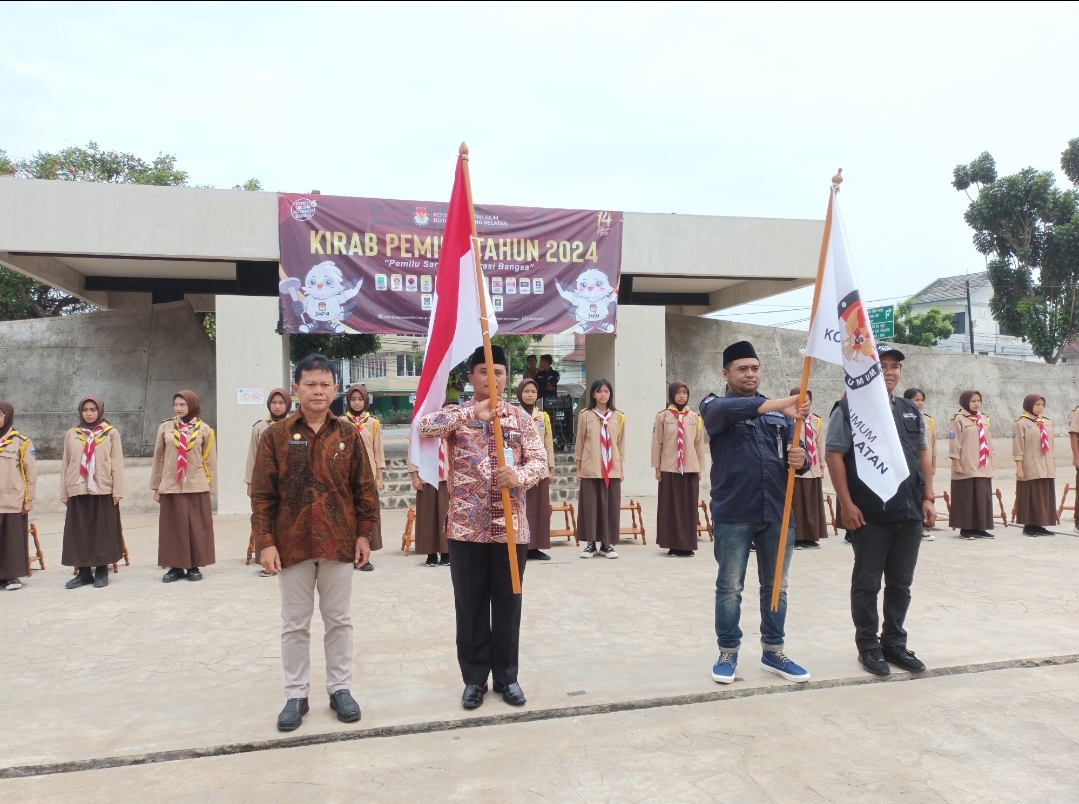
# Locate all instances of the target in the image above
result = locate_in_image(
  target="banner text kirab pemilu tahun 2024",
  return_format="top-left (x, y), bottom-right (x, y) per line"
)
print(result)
top-left (277, 193), bottom-right (624, 336)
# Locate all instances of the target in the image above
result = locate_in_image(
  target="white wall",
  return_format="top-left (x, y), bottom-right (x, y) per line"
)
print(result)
top-left (585, 305), bottom-right (667, 497)
top-left (215, 296), bottom-right (291, 515)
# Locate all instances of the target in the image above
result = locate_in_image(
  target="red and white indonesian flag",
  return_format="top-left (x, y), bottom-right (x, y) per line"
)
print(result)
top-left (805, 192), bottom-right (909, 501)
top-left (409, 155), bottom-right (497, 486)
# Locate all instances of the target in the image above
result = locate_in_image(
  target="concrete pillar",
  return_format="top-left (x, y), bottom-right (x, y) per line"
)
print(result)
top-left (585, 305), bottom-right (667, 496)
top-left (215, 296), bottom-right (291, 515)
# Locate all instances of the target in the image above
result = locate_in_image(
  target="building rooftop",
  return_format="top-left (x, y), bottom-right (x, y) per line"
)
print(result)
top-left (912, 272), bottom-right (990, 305)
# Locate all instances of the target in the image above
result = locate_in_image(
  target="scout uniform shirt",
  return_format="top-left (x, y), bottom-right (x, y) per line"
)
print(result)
top-left (948, 410), bottom-right (994, 478)
top-left (530, 409), bottom-right (555, 479)
top-left (60, 425), bottom-right (124, 501)
top-left (244, 418), bottom-right (274, 485)
top-left (1012, 414), bottom-right (1056, 479)
top-left (1068, 405), bottom-right (1079, 442)
top-left (576, 409), bottom-right (626, 480)
top-left (0, 430), bottom-right (36, 514)
top-left (650, 407), bottom-right (706, 474)
top-left (418, 401), bottom-right (547, 544)
top-left (150, 417), bottom-right (217, 494)
top-left (346, 412), bottom-right (387, 476)
top-left (797, 412), bottom-right (826, 480)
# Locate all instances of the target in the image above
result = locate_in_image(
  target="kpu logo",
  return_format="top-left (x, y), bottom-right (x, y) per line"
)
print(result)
top-left (414, 207), bottom-right (430, 226)
top-left (291, 198), bottom-right (317, 221)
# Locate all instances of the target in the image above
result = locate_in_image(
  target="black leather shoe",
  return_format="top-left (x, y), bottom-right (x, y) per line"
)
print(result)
top-left (162, 567), bottom-right (186, 583)
top-left (882, 644), bottom-right (926, 672)
top-left (66, 568), bottom-right (94, 589)
top-left (277, 697), bottom-right (309, 731)
top-left (493, 681), bottom-right (527, 706)
top-left (462, 683), bottom-right (488, 709)
top-left (858, 649), bottom-right (890, 676)
top-left (527, 550), bottom-right (551, 561)
top-left (93, 565), bottom-right (109, 588)
top-left (186, 568), bottom-right (203, 582)
top-left (359, 562), bottom-right (374, 572)
top-left (329, 690), bottom-right (361, 722)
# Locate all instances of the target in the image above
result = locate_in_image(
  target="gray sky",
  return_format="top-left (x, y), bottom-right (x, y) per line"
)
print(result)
top-left (3, 2), bottom-right (1076, 328)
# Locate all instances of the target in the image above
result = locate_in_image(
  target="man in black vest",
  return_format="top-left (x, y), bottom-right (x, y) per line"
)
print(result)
top-left (824, 343), bottom-right (936, 676)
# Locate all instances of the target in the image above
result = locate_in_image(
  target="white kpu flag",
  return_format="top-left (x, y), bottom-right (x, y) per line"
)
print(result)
top-left (805, 193), bottom-right (909, 501)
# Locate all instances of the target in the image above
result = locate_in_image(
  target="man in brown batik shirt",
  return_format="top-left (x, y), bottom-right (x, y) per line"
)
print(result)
top-left (251, 354), bottom-right (380, 732)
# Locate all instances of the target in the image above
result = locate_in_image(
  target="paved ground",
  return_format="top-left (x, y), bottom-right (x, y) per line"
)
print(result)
top-left (3, 446), bottom-right (1079, 801)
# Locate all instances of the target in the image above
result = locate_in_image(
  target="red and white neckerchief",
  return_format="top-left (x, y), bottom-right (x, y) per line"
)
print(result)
top-left (595, 409), bottom-right (614, 486)
top-left (175, 419), bottom-right (195, 484)
top-left (438, 439), bottom-right (446, 482)
top-left (77, 425), bottom-right (108, 492)
top-left (668, 405), bottom-right (690, 474)
top-left (972, 413), bottom-right (989, 468)
top-left (347, 410), bottom-right (371, 432)
top-left (803, 415), bottom-right (818, 467)
top-left (1023, 413), bottom-right (1050, 455)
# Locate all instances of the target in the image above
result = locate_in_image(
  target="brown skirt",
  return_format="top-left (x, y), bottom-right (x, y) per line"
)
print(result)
top-left (1015, 478), bottom-right (1056, 527)
top-left (0, 512), bottom-right (29, 580)
top-left (949, 477), bottom-right (994, 530)
top-left (414, 481), bottom-right (449, 555)
top-left (577, 477), bottom-right (621, 546)
top-left (62, 494), bottom-right (124, 567)
top-left (526, 477), bottom-right (552, 550)
top-left (793, 476), bottom-right (828, 543)
top-left (656, 472), bottom-right (699, 551)
top-left (158, 492), bottom-right (216, 568)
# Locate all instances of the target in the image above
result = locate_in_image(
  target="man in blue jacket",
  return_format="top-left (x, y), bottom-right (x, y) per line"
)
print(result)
top-left (699, 340), bottom-right (811, 684)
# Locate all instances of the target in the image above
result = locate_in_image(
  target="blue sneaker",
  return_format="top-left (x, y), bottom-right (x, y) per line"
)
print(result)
top-left (711, 651), bottom-right (738, 684)
top-left (761, 650), bottom-right (810, 682)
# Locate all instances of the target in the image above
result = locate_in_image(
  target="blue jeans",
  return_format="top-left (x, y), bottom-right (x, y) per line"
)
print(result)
top-left (712, 520), bottom-right (794, 654)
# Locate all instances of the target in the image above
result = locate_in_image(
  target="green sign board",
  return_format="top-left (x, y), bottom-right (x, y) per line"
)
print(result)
top-left (867, 305), bottom-right (894, 340)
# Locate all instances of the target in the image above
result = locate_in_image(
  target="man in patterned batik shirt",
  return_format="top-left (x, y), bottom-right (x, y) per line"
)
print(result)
top-left (418, 345), bottom-right (546, 710)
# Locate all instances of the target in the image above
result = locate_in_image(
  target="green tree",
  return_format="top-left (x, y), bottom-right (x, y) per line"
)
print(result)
top-left (492, 334), bottom-right (545, 381)
top-left (892, 299), bottom-right (954, 347)
top-left (952, 142), bottom-right (1079, 363)
top-left (9, 141), bottom-right (189, 185)
top-left (290, 334), bottom-right (382, 363)
top-left (0, 267), bottom-right (95, 320)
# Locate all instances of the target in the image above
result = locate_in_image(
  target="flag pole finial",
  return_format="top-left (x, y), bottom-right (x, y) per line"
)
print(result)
top-left (459, 142), bottom-right (469, 157)
top-left (832, 168), bottom-right (843, 191)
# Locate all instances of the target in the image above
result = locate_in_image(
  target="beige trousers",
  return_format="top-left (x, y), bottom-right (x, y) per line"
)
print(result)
top-left (279, 558), bottom-right (354, 699)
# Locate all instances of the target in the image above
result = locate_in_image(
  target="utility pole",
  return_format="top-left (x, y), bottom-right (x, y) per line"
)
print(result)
top-left (966, 279), bottom-right (975, 354)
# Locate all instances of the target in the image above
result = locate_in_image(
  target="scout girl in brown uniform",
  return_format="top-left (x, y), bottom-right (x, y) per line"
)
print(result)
top-left (651, 380), bottom-right (705, 556)
top-left (409, 440), bottom-right (450, 567)
top-left (790, 388), bottom-right (827, 551)
top-left (518, 378), bottom-right (555, 561)
top-left (345, 383), bottom-right (385, 570)
top-left (0, 401), bottom-right (35, 591)
top-left (150, 390), bottom-right (217, 582)
top-left (576, 378), bottom-right (625, 559)
top-left (948, 390), bottom-right (995, 540)
top-left (904, 388), bottom-right (937, 541)
top-left (245, 388), bottom-right (292, 576)
top-left (61, 396), bottom-right (124, 589)
top-left (1013, 394), bottom-right (1056, 536)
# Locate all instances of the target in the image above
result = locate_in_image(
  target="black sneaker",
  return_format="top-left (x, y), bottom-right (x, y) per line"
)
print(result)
top-left (580, 542), bottom-right (597, 558)
top-left (843, 532), bottom-right (852, 544)
top-left (1023, 527), bottom-right (1040, 537)
top-left (93, 565), bottom-right (109, 588)
top-left (599, 544), bottom-right (619, 559)
top-left (527, 550), bottom-right (550, 561)
top-left (439, 553), bottom-right (450, 566)
top-left (5, 579), bottom-right (23, 590)
top-left (162, 568), bottom-right (186, 583)
top-left (1035, 526), bottom-right (1055, 536)
top-left (858, 648), bottom-right (890, 676)
top-left (960, 530), bottom-right (977, 540)
top-left (802, 541), bottom-right (821, 549)
top-left (66, 568), bottom-right (94, 589)
top-left (977, 530), bottom-right (995, 539)
top-left (881, 644), bottom-right (926, 672)
top-left (425, 554), bottom-right (439, 567)
top-left (186, 568), bottom-right (203, 582)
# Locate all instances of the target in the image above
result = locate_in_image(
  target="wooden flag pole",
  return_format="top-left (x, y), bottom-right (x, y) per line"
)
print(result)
top-left (459, 142), bottom-right (523, 595)
top-left (770, 169), bottom-right (842, 612)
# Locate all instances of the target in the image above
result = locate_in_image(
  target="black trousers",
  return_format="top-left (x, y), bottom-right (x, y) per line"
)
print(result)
top-left (448, 540), bottom-right (527, 687)
top-left (849, 519), bottom-right (922, 652)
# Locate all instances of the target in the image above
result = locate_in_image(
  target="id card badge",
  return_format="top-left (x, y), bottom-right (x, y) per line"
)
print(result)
top-left (503, 447), bottom-right (515, 467)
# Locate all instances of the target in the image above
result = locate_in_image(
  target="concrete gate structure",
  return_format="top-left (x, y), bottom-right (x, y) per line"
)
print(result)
top-left (0, 177), bottom-right (822, 510)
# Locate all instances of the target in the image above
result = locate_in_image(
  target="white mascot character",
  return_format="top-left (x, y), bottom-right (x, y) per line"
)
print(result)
top-left (555, 268), bottom-right (617, 333)
top-left (285, 261), bottom-right (362, 333)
